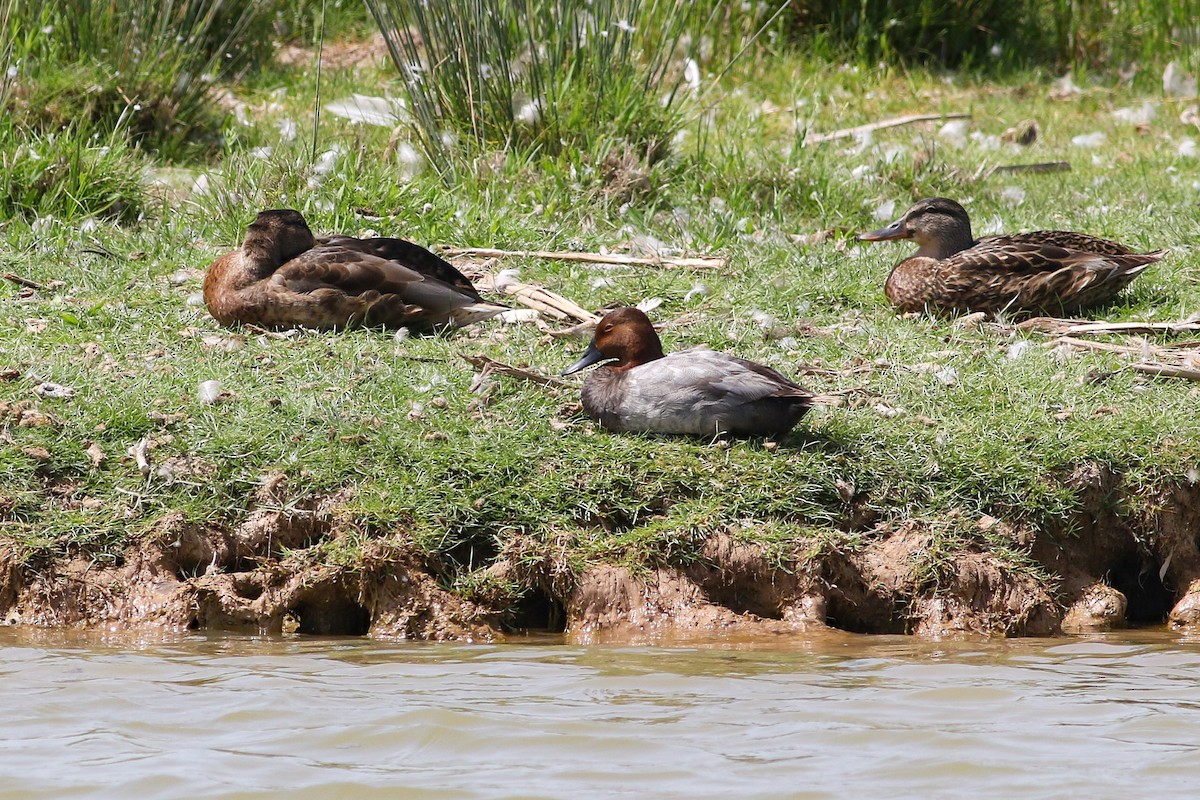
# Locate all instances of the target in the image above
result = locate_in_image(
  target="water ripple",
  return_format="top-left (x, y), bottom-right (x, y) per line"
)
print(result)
top-left (0, 628), bottom-right (1199, 798)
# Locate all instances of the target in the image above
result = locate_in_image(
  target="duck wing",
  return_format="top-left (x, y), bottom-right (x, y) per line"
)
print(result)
top-left (273, 241), bottom-right (506, 329)
top-left (624, 349), bottom-right (810, 406)
top-left (979, 230), bottom-right (1138, 256)
top-left (599, 349), bottom-right (811, 436)
top-left (942, 239), bottom-right (1162, 313)
top-left (319, 235), bottom-right (483, 299)
top-left (683, 349), bottom-right (812, 401)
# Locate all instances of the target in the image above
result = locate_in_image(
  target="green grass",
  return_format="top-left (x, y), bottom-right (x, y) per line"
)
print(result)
top-left (0, 117), bottom-right (148, 222)
top-left (363, 0), bottom-right (717, 173)
top-left (787, 0), bottom-right (1200, 73)
top-left (5, 0), bottom-right (276, 161)
top-left (1, 12), bottom-right (1200, 623)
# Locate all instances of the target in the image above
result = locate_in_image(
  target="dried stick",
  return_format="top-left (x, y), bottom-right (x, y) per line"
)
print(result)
top-left (805, 112), bottom-right (970, 144)
top-left (988, 161), bottom-right (1072, 176)
top-left (462, 354), bottom-right (570, 390)
top-left (505, 284), bottom-right (600, 323)
top-left (1061, 320), bottom-right (1200, 336)
top-left (1014, 317), bottom-right (1084, 334)
top-left (546, 320), bottom-right (600, 339)
top-left (442, 246), bottom-right (725, 271)
top-left (1052, 336), bottom-right (1149, 355)
top-left (4, 272), bottom-right (45, 290)
top-left (1018, 317), bottom-right (1200, 337)
top-left (474, 276), bottom-right (600, 323)
top-left (1130, 362), bottom-right (1200, 381)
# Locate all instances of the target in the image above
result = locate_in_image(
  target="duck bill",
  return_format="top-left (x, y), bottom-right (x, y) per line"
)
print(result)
top-left (857, 217), bottom-right (911, 241)
top-left (562, 342), bottom-right (609, 376)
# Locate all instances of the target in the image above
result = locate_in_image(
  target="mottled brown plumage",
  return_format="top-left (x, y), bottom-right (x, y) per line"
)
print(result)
top-left (858, 197), bottom-right (1165, 315)
top-left (203, 209), bottom-right (507, 331)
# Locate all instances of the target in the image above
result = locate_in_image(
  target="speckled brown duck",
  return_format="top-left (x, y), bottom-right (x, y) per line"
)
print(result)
top-left (858, 197), bottom-right (1165, 315)
top-left (203, 209), bottom-right (507, 331)
top-left (562, 307), bottom-right (816, 437)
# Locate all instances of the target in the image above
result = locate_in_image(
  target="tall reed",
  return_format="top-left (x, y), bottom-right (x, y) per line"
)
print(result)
top-left (364, 0), bottom-right (711, 171)
top-left (789, 0), bottom-right (1200, 71)
top-left (18, 0), bottom-right (274, 158)
top-left (0, 0), bottom-right (18, 110)
top-left (1045, 0), bottom-right (1200, 70)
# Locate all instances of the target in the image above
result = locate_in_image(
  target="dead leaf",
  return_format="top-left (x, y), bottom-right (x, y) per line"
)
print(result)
top-left (16, 408), bottom-right (55, 427)
top-left (21, 446), bottom-right (50, 461)
top-left (85, 442), bottom-right (106, 467)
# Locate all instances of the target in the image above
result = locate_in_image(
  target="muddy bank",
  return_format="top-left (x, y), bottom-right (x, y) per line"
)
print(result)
top-left (2, 463), bottom-right (1198, 641)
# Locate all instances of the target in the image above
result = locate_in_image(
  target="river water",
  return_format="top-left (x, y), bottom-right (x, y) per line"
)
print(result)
top-left (3, 626), bottom-right (1199, 798)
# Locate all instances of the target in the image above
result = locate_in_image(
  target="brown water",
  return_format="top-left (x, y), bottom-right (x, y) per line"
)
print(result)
top-left (3, 627), bottom-right (1200, 798)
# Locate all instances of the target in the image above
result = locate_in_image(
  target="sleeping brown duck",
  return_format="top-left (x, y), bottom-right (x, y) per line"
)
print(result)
top-left (203, 209), bottom-right (507, 331)
top-left (858, 197), bottom-right (1165, 315)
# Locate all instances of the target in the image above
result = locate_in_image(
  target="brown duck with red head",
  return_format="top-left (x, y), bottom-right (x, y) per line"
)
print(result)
top-left (859, 197), bottom-right (1165, 315)
top-left (562, 307), bottom-right (816, 438)
top-left (203, 209), bottom-right (506, 331)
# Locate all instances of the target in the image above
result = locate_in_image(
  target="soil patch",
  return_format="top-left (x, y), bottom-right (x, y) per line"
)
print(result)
top-left (276, 33), bottom-right (391, 71)
top-left (2, 463), bottom-right (1199, 641)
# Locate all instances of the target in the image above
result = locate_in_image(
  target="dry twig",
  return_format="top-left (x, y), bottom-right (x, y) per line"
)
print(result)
top-left (1051, 336), bottom-right (1148, 355)
top-left (442, 246), bottom-right (725, 271)
top-left (4, 272), bottom-right (44, 290)
top-left (1018, 317), bottom-right (1200, 337)
top-left (462, 354), bottom-right (569, 391)
top-left (978, 161), bottom-right (1072, 180)
top-left (1130, 362), bottom-right (1200, 381)
top-left (474, 275), bottom-right (600, 323)
top-left (805, 112), bottom-right (969, 144)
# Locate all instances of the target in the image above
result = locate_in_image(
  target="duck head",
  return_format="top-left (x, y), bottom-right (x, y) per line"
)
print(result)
top-left (563, 307), bottom-right (665, 375)
top-left (858, 197), bottom-right (975, 259)
top-left (244, 208), bottom-right (317, 265)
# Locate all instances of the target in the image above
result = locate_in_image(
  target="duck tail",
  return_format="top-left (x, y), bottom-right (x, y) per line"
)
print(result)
top-left (808, 392), bottom-right (850, 408)
top-left (446, 301), bottom-right (510, 327)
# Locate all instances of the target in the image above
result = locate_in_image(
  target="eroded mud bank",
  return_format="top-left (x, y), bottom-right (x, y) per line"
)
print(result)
top-left (3, 463), bottom-right (1198, 641)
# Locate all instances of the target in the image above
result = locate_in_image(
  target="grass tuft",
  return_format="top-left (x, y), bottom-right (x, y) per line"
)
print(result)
top-left (8, 0), bottom-right (275, 160)
top-left (364, 0), bottom-right (712, 172)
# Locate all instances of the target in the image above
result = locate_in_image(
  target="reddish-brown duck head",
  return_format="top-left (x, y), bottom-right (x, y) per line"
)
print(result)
top-left (563, 307), bottom-right (666, 375)
top-left (244, 208), bottom-right (317, 264)
top-left (858, 197), bottom-right (975, 259)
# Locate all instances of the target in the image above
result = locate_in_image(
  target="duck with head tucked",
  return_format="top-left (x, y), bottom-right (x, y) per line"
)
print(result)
top-left (562, 307), bottom-right (817, 438)
top-left (203, 209), bottom-right (507, 331)
top-left (858, 197), bottom-right (1165, 316)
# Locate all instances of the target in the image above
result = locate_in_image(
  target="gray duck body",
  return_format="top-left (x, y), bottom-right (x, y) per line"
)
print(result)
top-left (563, 308), bottom-right (814, 438)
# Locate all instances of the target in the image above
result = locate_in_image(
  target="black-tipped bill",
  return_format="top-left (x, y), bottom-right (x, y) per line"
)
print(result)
top-left (857, 217), bottom-right (910, 242)
top-left (562, 342), bottom-right (610, 376)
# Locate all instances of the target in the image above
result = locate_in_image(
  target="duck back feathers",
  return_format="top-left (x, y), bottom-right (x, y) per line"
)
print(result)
top-left (580, 348), bottom-right (813, 436)
top-left (860, 197), bottom-right (1164, 315)
top-left (203, 209), bottom-right (506, 331)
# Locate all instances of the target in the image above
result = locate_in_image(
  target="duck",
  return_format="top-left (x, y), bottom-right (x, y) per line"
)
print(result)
top-left (562, 307), bottom-right (816, 437)
top-left (858, 197), bottom-right (1165, 315)
top-left (203, 209), bottom-right (507, 331)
